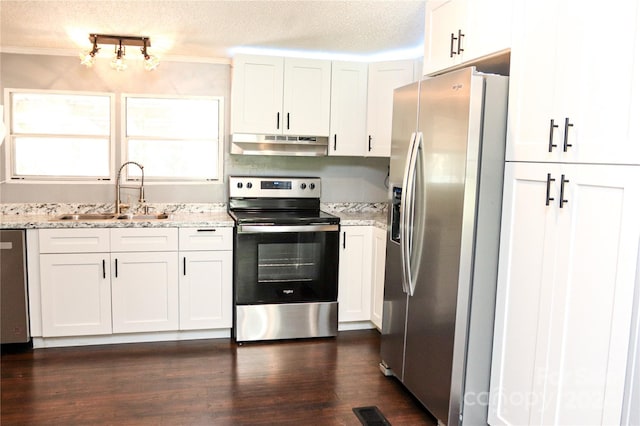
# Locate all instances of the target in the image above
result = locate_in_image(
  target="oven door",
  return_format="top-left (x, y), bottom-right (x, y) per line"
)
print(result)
top-left (234, 224), bottom-right (339, 305)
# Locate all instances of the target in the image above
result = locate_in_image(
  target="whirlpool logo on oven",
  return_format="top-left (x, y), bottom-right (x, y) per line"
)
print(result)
top-left (282, 289), bottom-right (294, 295)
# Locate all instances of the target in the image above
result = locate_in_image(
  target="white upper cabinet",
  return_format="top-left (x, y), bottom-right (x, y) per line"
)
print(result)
top-left (231, 54), bottom-right (331, 136)
top-left (283, 58), bottom-right (332, 136)
top-left (507, 0), bottom-right (640, 165)
top-left (423, 0), bottom-right (512, 76)
top-left (367, 60), bottom-right (415, 157)
top-left (424, 0), bottom-right (466, 74)
top-left (231, 55), bottom-right (283, 135)
top-left (329, 61), bottom-right (368, 156)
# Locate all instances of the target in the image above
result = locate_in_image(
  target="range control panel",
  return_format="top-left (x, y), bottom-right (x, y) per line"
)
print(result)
top-left (229, 176), bottom-right (322, 198)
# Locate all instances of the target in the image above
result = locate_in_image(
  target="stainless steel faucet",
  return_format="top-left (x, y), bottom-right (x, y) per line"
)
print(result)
top-left (115, 161), bottom-right (145, 214)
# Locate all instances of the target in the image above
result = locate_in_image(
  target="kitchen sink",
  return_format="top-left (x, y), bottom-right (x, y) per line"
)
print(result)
top-left (116, 213), bottom-right (170, 220)
top-left (51, 212), bottom-right (170, 221)
top-left (52, 213), bottom-right (118, 221)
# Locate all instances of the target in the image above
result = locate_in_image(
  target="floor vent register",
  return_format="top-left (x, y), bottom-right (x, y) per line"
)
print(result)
top-left (352, 406), bottom-right (391, 426)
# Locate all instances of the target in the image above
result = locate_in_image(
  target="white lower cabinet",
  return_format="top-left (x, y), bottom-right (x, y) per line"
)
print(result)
top-left (40, 253), bottom-right (112, 337)
top-left (338, 226), bottom-right (372, 322)
top-left (489, 162), bottom-right (640, 425)
top-left (36, 227), bottom-right (233, 341)
top-left (178, 228), bottom-right (233, 330)
top-left (110, 228), bottom-right (179, 334)
top-left (370, 226), bottom-right (387, 329)
top-left (338, 225), bottom-right (387, 327)
top-left (111, 251), bottom-right (179, 333)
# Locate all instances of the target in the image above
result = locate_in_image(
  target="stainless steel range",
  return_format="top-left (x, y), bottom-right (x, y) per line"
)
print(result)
top-left (228, 176), bottom-right (340, 343)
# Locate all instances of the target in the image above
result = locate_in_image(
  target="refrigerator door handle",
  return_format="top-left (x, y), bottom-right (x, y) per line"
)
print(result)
top-left (400, 131), bottom-right (422, 296)
top-left (407, 132), bottom-right (424, 297)
top-left (400, 132), bottom-right (417, 294)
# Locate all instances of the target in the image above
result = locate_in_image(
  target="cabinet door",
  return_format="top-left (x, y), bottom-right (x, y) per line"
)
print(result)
top-left (329, 61), bottom-right (368, 156)
top-left (367, 60), bottom-right (415, 157)
top-left (231, 54), bottom-right (284, 134)
top-left (282, 57), bottom-right (331, 136)
top-left (370, 227), bottom-right (387, 329)
top-left (111, 252), bottom-right (179, 333)
top-left (539, 164), bottom-right (640, 425)
top-left (464, 0), bottom-right (512, 60)
top-left (489, 162), bottom-right (559, 425)
top-left (338, 226), bottom-right (373, 322)
top-left (179, 251), bottom-right (232, 330)
top-left (507, 1), bottom-right (640, 165)
top-left (40, 253), bottom-right (112, 337)
top-left (490, 162), bottom-right (640, 425)
top-left (505, 0), bottom-right (562, 163)
top-left (555, 1), bottom-right (640, 165)
top-left (423, 0), bottom-right (466, 74)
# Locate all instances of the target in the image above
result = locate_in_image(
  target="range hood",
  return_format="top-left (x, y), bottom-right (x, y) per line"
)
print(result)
top-left (231, 133), bottom-right (328, 156)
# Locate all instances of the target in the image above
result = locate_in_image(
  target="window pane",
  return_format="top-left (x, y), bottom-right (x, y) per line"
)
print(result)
top-left (126, 98), bottom-right (219, 139)
top-left (12, 93), bottom-right (110, 136)
top-left (128, 139), bottom-right (218, 179)
top-left (14, 137), bottom-right (110, 177)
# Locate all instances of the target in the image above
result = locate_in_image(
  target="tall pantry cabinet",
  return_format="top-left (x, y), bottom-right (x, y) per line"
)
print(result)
top-left (488, 1), bottom-right (640, 425)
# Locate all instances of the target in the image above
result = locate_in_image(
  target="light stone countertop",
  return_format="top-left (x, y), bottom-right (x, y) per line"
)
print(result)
top-left (322, 202), bottom-right (388, 230)
top-left (0, 211), bottom-right (235, 229)
top-left (0, 202), bottom-right (388, 230)
top-left (331, 210), bottom-right (387, 230)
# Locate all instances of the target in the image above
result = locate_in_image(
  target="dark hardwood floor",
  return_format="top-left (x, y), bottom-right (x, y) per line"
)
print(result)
top-left (1, 330), bottom-right (437, 425)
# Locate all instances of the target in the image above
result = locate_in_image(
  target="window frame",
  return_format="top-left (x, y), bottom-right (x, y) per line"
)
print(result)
top-left (4, 88), bottom-right (116, 183)
top-left (121, 93), bottom-right (225, 184)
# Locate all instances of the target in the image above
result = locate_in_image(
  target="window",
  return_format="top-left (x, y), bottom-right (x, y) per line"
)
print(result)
top-left (123, 95), bottom-right (224, 181)
top-left (7, 90), bottom-right (113, 180)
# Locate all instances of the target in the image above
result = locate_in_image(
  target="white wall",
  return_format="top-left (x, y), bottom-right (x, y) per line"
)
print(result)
top-left (0, 53), bottom-right (389, 204)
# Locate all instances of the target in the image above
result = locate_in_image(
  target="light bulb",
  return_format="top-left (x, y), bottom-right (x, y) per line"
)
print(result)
top-left (110, 56), bottom-right (127, 71)
top-left (110, 44), bottom-right (127, 71)
top-left (143, 55), bottom-right (159, 71)
top-left (79, 51), bottom-right (96, 67)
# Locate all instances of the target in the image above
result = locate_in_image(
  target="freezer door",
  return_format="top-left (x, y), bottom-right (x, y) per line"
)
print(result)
top-left (380, 81), bottom-right (419, 378)
top-left (402, 68), bottom-right (480, 424)
top-left (388, 82), bottom-right (420, 186)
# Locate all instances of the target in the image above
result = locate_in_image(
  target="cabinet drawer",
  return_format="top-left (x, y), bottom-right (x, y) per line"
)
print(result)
top-left (179, 227), bottom-right (233, 251)
top-left (110, 228), bottom-right (178, 252)
top-left (39, 229), bottom-right (110, 253)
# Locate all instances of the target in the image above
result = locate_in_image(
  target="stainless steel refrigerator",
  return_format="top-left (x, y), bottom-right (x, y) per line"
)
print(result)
top-left (380, 67), bottom-right (508, 426)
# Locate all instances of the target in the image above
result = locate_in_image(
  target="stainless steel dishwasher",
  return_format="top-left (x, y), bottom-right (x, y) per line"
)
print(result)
top-left (1, 229), bottom-right (30, 344)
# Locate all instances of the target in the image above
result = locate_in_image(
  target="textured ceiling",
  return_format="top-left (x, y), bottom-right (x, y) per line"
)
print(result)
top-left (0, 0), bottom-right (425, 61)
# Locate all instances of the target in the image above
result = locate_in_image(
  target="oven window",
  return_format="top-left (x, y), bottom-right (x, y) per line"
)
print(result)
top-left (258, 242), bottom-right (321, 283)
top-left (234, 230), bottom-right (339, 304)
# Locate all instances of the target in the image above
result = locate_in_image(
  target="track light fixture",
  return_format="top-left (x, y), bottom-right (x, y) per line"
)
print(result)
top-left (80, 34), bottom-right (159, 71)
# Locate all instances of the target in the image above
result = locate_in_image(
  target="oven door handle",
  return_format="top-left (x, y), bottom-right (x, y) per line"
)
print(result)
top-left (237, 224), bottom-right (339, 233)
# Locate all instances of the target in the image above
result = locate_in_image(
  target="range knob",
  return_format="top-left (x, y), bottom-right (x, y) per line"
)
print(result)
top-left (309, 183), bottom-right (316, 190)
top-left (300, 183), bottom-right (307, 190)
top-left (247, 182), bottom-right (253, 189)
top-left (236, 182), bottom-right (243, 189)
